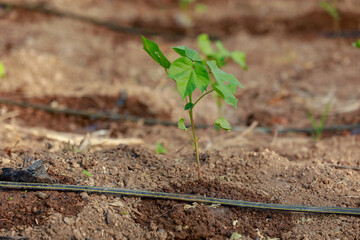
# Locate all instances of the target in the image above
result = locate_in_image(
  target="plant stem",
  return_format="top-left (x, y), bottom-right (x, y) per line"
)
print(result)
top-left (216, 94), bottom-right (223, 118)
top-left (197, 123), bottom-right (215, 142)
top-left (192, 89), bottom-right (214, 109)
top-left (188, 94), bottom-right (201, 179)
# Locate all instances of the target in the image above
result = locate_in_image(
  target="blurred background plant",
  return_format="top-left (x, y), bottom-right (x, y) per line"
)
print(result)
top-left (176, 0), bottom-right (208, 28)
top-left (319, 0), bottom-right (341, 32)
top-left (197, 33), bottom-right (247, 119)
top-left (306, 99), bottom-right (332, 141)
top-left (353, 39), bottom-right (360, 48)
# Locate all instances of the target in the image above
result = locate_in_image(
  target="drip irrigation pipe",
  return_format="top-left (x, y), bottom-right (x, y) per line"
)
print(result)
top-left (0, 97), bottom-right (359, 134)
top-left (0, 2), bottom-right (187, 39)
top-left (322, 30), bottom-right (360, 38)
top-left (0, 181), bottom-right (359, 216)
top-left (2, 2), bottom-right (360, 40)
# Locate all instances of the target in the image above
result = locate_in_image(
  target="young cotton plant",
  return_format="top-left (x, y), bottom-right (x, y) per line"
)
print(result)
top-left (142, 36), bottom-right (243, 178)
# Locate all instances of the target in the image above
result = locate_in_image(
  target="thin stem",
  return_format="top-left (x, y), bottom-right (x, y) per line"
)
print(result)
top-left (188, 94), bottom-right (201, 179)
top-left (216, 94), bottom-right (223, 118)
top-left (197, 123), bottom-right (215, 142)
top-left (192, 89), bottom-right (215, 109)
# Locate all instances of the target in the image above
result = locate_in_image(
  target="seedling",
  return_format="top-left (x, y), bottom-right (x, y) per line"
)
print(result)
top-left (198, 34), bottom-right (247, 70)
top-left (353, 39), bottom-right (360, 48)
top-left (306, 100), bottom-right (332, 141)
top-left (198, 33), bottom-right (247, 118)
top-left (177, 0), bottom-right (207, 29)
top-left (319, 0), bottom-right (340, 32)
top-left (195, 3), bottom-right (207, 13)
top-left (179, 0), bottom-right (195, 10)
top-left (155, 142), bottom-right (167, 154)
top-left (179, 0), bottom-right (207, 13)
top-left (142, 36), bottom-right (243, 178)
top-left (0, 62), bottom-right (5, 78)
top-left (82, 170), bottom-right (92, 178)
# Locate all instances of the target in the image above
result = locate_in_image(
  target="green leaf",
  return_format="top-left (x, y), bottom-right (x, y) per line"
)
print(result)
top-left (184, 102), bottom-right (193, 110)
top-left (193, 62), bottom-right (209, 91)
top-left (172, 46), bottom-right (202, 62)
top-left (195, 3), bottom-right (207, 13)
top-left (214, 41), bottom-right (231, 67)
top-left (172, 46), bottom-right (187, 57)
top-left (215, 41), bottom-right (231, 58)
top-left (212, 83), bottom-right (237, 107)
top-left (215, 117), bottom-right (231, 131)
top-left (319, 99), bottom-right (332, 130)
top-left (353, 39), bottom-right (360, 48)
top-left (142, 36), bottom-right (171, 69)
top-left (306, 99), bottom-right (332, 141)
top-left (168, 57), bottom-right (209, 99)
top-left (155, 142), bottom-right (167, 154)
top-left (82, 170), bottom-right (92, 178)
top-left (231, 51), bottom-right (247, 70)
top-left (0, 62), bottom-right (5, 78)
top-left (178, 118), bottom-right (189, 131)
top-left (207, 60), bottom-right (242, 108)
top-left (180, 0), bottom-right (194, 10)
top-left (197, 33), bottom-right (213, 56)
top-left (306, 109), bottom-right (318, 129)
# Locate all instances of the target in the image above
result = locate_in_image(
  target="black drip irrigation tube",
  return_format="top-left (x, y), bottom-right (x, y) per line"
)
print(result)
top-left (3, 2), bottom-right (360, 40)
top-left (0, 97), bottom-right (359, 135)
top-left (0, 2), bottom-right (187, 39)
top-left (322, 30), bottom-right (360, 38)
top-left (0, 181), bottom-right (359, 216)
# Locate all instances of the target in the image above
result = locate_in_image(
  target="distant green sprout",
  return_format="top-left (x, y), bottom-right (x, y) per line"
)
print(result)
top-left (155, 142), bottom-right (167, 154)
top-left (0, 62), bottom-right (5, 78)
top-left (198, 33), bottom-right (247, 118)
top-left (180, 0), bottom-right (195, 10)
top-left (82, 170), bottom-right (92, 178)
top-left (142, 36), bottom-right (242, 178)
top-left (179, 0), bottom-right (207, 12)
top-left (319, 0), bottom-right (340, 32)
top-left (195, 3), bottom-right (207, 13)
top-left (306, 100), bottom-right (332, 141)
top-left (353, 39), bottom-right (360, 48)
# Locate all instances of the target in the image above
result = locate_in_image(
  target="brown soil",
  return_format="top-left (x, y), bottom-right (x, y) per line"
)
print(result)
top-left (136, 180), bottom-right (294, 239)
top-left (0, 173), bottom-right (84, 230)
top-left (0, 0), bottom-right (359, 239)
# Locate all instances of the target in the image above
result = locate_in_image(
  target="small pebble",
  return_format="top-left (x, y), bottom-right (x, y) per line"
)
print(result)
top-left (36, 192), bottom-right (48, 200)
top-left (105, 211), bottom-right (113, 225)
top-left (1, 158), bottom-right (11, 164)
top-left (80, 192), bottom-right (89, 201)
